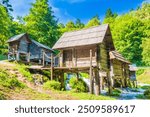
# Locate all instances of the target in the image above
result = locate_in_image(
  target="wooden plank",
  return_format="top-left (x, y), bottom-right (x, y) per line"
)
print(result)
top-left (42, 51), bottom-right (45, 67)
top-left (90, 49), bottom-right (94, 94)
top-left (94, 70), bottom-right (100, 95)
top-left (51, 53), bottom-right (53, 80)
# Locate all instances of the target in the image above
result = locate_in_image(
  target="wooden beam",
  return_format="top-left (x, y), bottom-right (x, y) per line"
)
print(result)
top-left (60, 50), bottom-right (63, 67)
top-left (90, 49), bottom-right (94, 94)
top-left (27, 52), bottom-right (30, 62)
top-left (107, 70), bottom-right (112, 95)
top-left (60, 70), bottom-right (65, 89)
top-left (94, 70), bottom-right (100, 95)
top-left (16, 51), bottom-right (19, 61)
top-left (51, 53), bottom-right (53, 80)
top-left (42, 50), bottom-right (45, 67)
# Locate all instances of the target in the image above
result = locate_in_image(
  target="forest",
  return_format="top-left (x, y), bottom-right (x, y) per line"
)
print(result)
top-left (0, 0), bottom-right (150, 66)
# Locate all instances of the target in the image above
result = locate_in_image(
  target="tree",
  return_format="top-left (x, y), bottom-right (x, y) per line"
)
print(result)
top-left (112, 14), bottom-right (144, 65)
top-left (66, 21), bottom-right (75, 29)
top-left (85, 15), bottom-right (100, 28)
top-left (142, 38), bottom-right (150, 66)
top-left (105, 8), bottom-right (114, 18)
top-left (0, 0), bottom-right (13, 12)
top-left (24, 0), bottom-right (59, 47)
top-left (75, 19), bottom-right (84, 29)
top-left (0, 4), bottom-right (11, 54)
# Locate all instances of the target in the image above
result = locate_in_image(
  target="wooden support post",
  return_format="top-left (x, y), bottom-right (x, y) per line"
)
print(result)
top-left (60, 70), bottom-right (64, 90)
top-left (16, 51), bottom-right (19, 61)
top-left (60, 50), bottom-right (63, 67)
top-left (76, 72), bottom-right (79, 80)
top-left (99, 72), bottom-right (102, 94)
top-left (27, 52), bottom-right (30, 62)
top-left (107, 70), bottom-right (112, 95)
top-left (90, 49), bottom-right (94, 94)
top-left (43, 51), bottom-right (45, 67)
top-left (51, 53), bottom-right (53, 80)
top-left (94, 69), bottom-right (100, 95)
top-left (12, 48), bottom-right (15, 60)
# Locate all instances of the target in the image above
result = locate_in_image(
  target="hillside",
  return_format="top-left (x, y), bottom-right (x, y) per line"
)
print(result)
top-left (137, 69), bottom-right (150, 84)
top-left (0, 61), bottom-right (115, 100)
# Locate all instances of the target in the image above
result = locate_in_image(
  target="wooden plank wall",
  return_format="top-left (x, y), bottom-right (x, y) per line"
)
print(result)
top-left (99, 43), bottom-right (109, 71)
top-left (62, 46), bottom-right (97, 67)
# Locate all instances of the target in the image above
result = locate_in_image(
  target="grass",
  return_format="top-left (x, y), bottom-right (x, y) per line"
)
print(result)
top-left (0, 54), bottom-right (7, 60)
top-left (0, 61), bottom-right (116, 100)
top-left (0, 67), bottom-right (51, 100)
top-left (15, 62), bottom-right (33, 82)
top-left (63, 91), bottom-right (116, 100)
top-left (137, 69), bottom-right (150, 84)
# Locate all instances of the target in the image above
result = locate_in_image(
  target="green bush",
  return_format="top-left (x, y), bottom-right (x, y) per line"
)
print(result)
top-left (69, 78), bottom-right (88, 92)
top-left (0, 69), bottom-right (25, 89)
top-left (80, 73), bottom-right (89, 78)
top-left (144, 89), bottom-right (150, 99)
top-left (0, 92), bottom-right (6, 100)
top-left (109, 88), bottom-right (122, 97)
top-left (141, 85), bottom-right (150, 90)
top-left (43, 80), bottom-right (61, 90)
top-left (136, 69), bottom-right (145, 76)
top-left (16, 64), bottom-right (33, 82)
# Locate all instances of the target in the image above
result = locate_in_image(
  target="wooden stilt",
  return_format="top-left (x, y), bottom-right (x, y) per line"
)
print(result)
top-left (27, 52), bottom-right (30, 62)
top-left (90, 49), bottom-right (94, 94)
top-left (51, 53), bottom-right (53, 80)
top-left (60, 70), bottom-right (65, 90)
top-left (16, 51), bottom-right (19, 61)
top-left (107, 70), bottom-right (112, 95)
top-left (76, 72), bottom-right (79, 80)
top-left (94, 69), bottom-right (100, 95)
top-left (43, 51), bottom-right (45, 67)
top-left (99, 72), bottom-right (102, 94)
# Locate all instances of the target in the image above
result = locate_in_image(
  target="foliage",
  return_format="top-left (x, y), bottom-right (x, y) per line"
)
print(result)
top-left (80, 72), bottom-right (89, 78)
top-left (69, 78), bottom-right (88, 92)
top-left (0, 69), bottom-right (25, 89)
top-left (103, 3), bottom-right (150, 65)
top-left (136, 69), bottom-right (145, 76)
top-left (0, 0), bottom-right (13, 12)
top-left (75, 19), bottom-right (84, 29)
top-left (85, 15), bottom-right (100, 28)
top-left (0, 5), bottom-right (11, 53)
top-left (43, 80), bottom-right (61, 90)
top-left (16, 63), bottom-right (33, 82)
top-left (0, 54), bottom-right (7, 60)
top-left (144, 89), bottom-right (150, 99)
top-left (105, 8), bottom-right (118, 19)
top-left (0, 92), bottom-right (6, 100)
top-left (141, 85), bottom-right (150, 90)
top-left (67, 92), bottom-right (116, 100)
top-left (24, 0), bottom-right (60, 47)
top-left (109, 88), bottom-right (122, 97)
top-left (137, 69), bottom-right (150, 84)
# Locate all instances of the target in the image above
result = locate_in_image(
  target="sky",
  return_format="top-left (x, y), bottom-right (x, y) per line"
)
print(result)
top-left (9, 0), bottom-right (149, 24)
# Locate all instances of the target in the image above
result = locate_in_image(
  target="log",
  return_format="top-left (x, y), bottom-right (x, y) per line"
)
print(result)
top-left (89, 49), bottom-right (94, 94)
top-left (107, 70), bottom-right (112, 95)
top-left (42, 51), bottom-right (45, 67)
top-left (94, 70), bottom-right (100, 95)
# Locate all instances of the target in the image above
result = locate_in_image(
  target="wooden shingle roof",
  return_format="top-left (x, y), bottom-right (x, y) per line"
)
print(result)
top-left (109, 51), bottom-right (130, 63)
top-left (31, 39), bottom-right (54, 52)
top-left (53, 24), bottom-right (109, 49)
top-left (7, 33), bottom-right (29, 43)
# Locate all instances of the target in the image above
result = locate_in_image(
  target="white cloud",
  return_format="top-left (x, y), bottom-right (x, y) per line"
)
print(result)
top-left (10, 0), bottom-right (35, 20)
top-left (9, 0), bottom-right (76, 23)
top-left (49, 2), bottom-right (76, 24)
